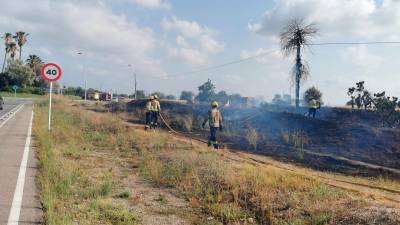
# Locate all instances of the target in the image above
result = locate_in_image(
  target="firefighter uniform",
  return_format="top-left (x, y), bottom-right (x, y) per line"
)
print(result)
top-left (144, 96), bottom-right (153, 130)
top-left (308, 99), bottom-right (319, 118)
top-left (203, 101), bottom-right (223, 149)
top-left (150, 95), bottom-right (161, 128)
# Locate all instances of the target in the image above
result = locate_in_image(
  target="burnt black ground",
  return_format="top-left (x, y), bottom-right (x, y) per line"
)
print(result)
top-left (108, 100), bottom-right (400, 178)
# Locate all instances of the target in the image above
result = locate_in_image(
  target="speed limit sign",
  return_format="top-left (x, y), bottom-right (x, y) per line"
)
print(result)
top-left (40, 62), bottom-right (62, 131)
top-left (41, 63), bottom-right (62, 82)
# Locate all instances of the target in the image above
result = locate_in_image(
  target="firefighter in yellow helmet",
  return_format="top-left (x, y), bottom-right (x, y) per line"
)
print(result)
top-left (150, 95), bottom-right (161, 129)
top-left (307, 98), bottom-right (320, 118)
top-left (202, 101), bottom-right (223, 149)
top-left (144, 96), bottom-right (154, 130)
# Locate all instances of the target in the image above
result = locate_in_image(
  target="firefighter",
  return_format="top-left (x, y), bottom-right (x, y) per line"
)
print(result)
top-left (307, 98), bottom-right (319, 118)
top-left (355, 94), bottom-right (362, 109)
top-left (202, 101), bottom-right (223, 149)
top-left (150, 95), bottom-right (161, 129)
top-left (144, 96), bottom-right (154, 130)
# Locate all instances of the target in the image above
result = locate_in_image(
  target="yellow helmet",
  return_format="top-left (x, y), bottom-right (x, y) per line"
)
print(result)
top-left (149, 95), bottom-right (154, 100)
top-left (211, 101), bottom-right (219, 107)
top-left (153, 95), bottom-right (158, 99)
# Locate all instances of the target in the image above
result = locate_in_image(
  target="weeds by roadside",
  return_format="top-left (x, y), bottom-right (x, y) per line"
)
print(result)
top-left (35, 97), bottom-right (139, 225)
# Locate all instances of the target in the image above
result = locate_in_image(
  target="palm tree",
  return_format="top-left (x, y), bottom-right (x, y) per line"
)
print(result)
top-left (280, 19), bottom-right (318, 108)
top-left (14, 31), bottom-right (28, 60)
top-left (26, 54), bottom-right (43, 69)
top-left (26, 54), bottom-right (43, 82)
top-left (8, 42), bottom-right (18, 60)
top-left (1, 33), bottom-right (13, 73)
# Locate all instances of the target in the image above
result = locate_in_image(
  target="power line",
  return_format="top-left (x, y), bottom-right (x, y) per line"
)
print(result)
top-left (307, 41), bottom-right (400, 46)
top-left (167, 41), bottom-right (400, 78)
top-left (168, 49), bottom-right (281, 78)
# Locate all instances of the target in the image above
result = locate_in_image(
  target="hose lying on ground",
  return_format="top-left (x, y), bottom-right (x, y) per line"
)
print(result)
top-left (158, 112), bottom-right (208, 144)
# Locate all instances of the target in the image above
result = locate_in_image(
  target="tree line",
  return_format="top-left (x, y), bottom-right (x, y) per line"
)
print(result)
top-left (1, 31), bottom-right (48, 94)
top-left (347, 81), bottom-right (400, 127)
top-left (179, 79), bottom-right (255, 107)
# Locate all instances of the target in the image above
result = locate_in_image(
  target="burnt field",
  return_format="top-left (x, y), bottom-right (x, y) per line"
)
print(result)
top-left (105, 100), bottom-right (400, 179)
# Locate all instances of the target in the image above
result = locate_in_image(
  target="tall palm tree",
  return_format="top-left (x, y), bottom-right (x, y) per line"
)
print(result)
top-left (280, 19), bottom-right (318, 108)
top-left (1, 33), bottom-right (13, 73)
top-left (8, 42), bottom-right (18, 60)
top-left (14, 31), bottom-right (28, 60)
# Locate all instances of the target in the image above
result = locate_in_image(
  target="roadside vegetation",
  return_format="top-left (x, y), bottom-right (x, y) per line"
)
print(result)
top-left (33, 96), bottom-right (398, 225)
top-left (34, 97), bottom-right (139, 225)
top-left (0, 91), bottom-right (43, 98)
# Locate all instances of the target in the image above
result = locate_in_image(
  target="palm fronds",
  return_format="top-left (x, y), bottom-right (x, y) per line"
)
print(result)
top-left (280, 19), bottom-right (318, 56)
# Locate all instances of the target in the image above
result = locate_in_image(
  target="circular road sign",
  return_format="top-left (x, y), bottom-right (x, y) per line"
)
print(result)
top-left (41, 63), bottom-right (62, 82)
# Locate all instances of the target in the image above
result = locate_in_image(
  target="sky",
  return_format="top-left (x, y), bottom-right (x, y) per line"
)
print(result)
top-left (1, 0), bottom-right (400, 105)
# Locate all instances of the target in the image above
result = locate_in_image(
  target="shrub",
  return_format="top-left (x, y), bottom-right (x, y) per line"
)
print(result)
top-left (118, 191), bottom-right (131, 199)
top-left (246, 127), bottom-right (259, 150)
top-left (304, 86), bottom-right (323, 105)
top-left (281, 129), bottom-right (310, 148)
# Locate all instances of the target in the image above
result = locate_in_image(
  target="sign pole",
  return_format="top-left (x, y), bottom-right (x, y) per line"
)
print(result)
top-left (48, 82), bottom-right (53, 131)
top-left (12, 85), bottom-right (18, 97)
top-left (41, 62), bottom-right (62, 132)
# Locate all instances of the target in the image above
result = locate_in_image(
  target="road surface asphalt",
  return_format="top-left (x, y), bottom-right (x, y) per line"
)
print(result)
top-left (0, 98), bottom-right (42, 225)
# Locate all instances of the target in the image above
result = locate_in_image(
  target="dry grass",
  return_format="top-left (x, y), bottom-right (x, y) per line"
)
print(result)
top-left (35, 97), bottom-right (139, 225)
top-left (281, 129), bottom-right (310, 149)
top-left (137, 135), bottom-right (365, 224)
top-left (245, 127), bottom-right (259, 151)
top-left (35, 96), bottom-right (398, 225)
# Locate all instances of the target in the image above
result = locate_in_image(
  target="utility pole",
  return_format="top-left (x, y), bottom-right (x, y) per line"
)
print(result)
top-left (134, 72), bottom-right (137, 100)
top-left (128, 64), bottom-right (137, 100)
top-left (77, 52), bottom-right (87, 102)
top-left (84, 80), bottom-right (87, 102)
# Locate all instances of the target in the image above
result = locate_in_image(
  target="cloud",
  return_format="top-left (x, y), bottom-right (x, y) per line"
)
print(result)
top-left (199, 35), bottom-right (224, 54)
top-left (0, 0), bottom-right (166, 82)
top-left (161, 16), bottom-right (204, 37)
top-left (161, 16), bottom-right (224, 65)
top-left (342, 45), bottom-right (383, 72)
top-left (248, 0), bottom-right (400, 41)
top-left (240, 48), bottom-right (285, 64)
top-left (167, 46), bottom-right (208, 66)
top-left (101, 0), bottom-right (171, 10)
top-left (38, 47), bottom-right (52, 57)
top-left (130, 0), bottom-right (170, 10)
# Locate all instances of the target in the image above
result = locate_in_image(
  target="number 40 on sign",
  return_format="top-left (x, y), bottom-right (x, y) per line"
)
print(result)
top-left (41, 63), bottom-right (62, 131)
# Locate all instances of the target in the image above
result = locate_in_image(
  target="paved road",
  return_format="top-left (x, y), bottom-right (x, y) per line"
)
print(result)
top-left (0, 99), bottom-right (42, 225)
top-left (0, 101), bottom-right (19, 118)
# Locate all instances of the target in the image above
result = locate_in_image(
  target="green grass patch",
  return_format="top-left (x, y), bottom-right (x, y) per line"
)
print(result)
top-left (1, 91), bottom-right (43, 98)
top-left (117, 191), bottom-right (131, 199)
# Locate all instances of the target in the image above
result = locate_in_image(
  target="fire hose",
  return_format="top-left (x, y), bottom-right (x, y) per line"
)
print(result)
top-left (158, 112), bottom-right (209, 144)
top-left (157, 108), bottom-right (265, 145)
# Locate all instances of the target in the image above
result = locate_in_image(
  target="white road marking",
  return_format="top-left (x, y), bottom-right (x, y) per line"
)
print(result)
top-left (7, 108), bottom-right (34, 225)
top-left (0, 105), bottom-right (24, 129)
